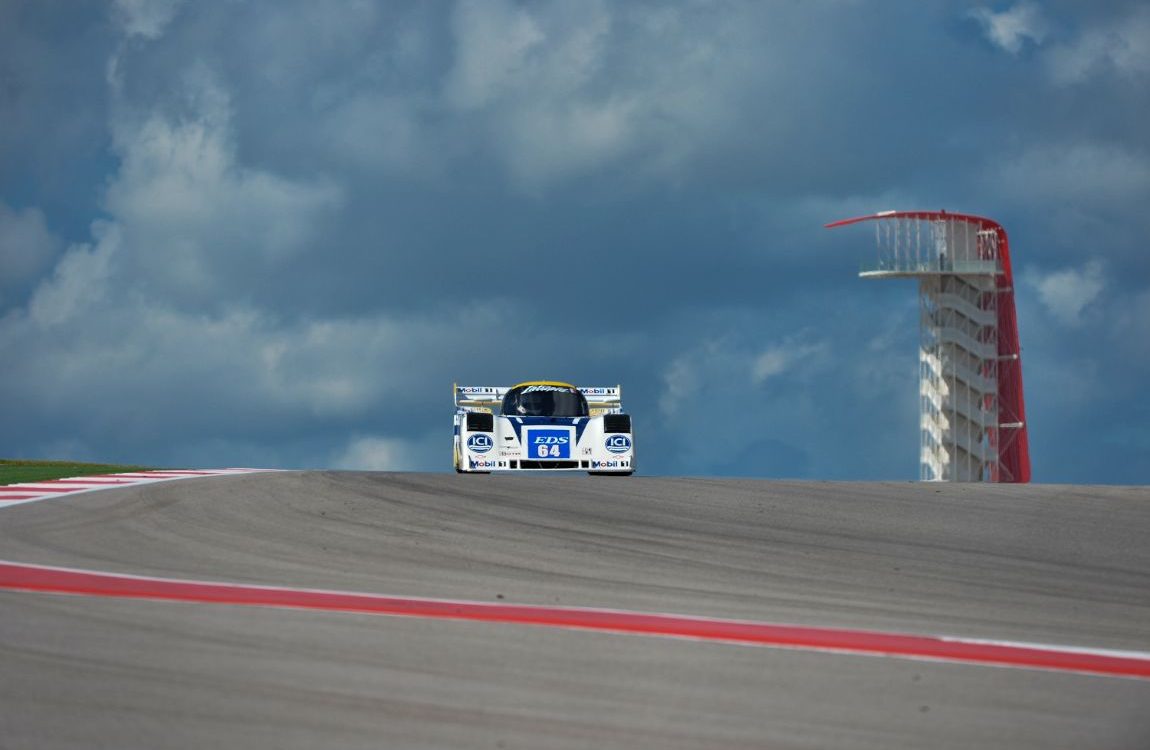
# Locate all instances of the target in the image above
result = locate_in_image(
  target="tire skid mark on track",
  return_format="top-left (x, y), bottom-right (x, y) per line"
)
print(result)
top-left (3, 559), bottom-right (1149, 682)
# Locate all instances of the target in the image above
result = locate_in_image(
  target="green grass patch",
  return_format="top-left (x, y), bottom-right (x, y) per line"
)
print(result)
top-left (0, 459), bottom-right (160, 486)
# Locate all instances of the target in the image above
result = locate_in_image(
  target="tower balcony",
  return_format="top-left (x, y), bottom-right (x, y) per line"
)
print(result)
top-left (860, 258), bottom-right (1001, 279)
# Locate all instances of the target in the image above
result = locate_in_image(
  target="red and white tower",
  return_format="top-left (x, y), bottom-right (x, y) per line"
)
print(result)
top-left (828, 211), bottom-right (1031, 482)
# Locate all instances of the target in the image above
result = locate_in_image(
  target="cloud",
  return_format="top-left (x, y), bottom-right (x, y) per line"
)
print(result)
top-left (1047, 5), bottom-right (1150, 84)
top-left (653, 325), bottom-right (878, 477)
top-left (438, 1), bottom-right (804, 191)
top-left (969, 2), bottom-right (1049, 55)
top-left (1114, 285), bottom-right (1150, 364)
top-left (26, 226), bottom-right (115, 327)
top-left (444, 0), bottom-right (548, 110)
top-left (658, 342), bottom-right (707, 419)
top-left (333, 435), bottom-right (418, 471)
top-left (320, 93), bottom-right (428, 176)
top-left (102, 67), bottom-right (342, 304)
top-left (659, 334), bottom-right (829, 419)
top-left (2, 272), bottom-right (522, 465)
top-left (113, 0), bottom-right (184, 40)
top-left (333, 432), bottom-right (440, 471)
top-left (0, 202), bottom-right (61, 305)
top-left (501, 99), bottom-right (638, 190)
top-left (993, 142), bottom-right (1150, 208)
top-left (752, 341), bottom-right (828, 385)
top-left (443, 0), bottom-right (643, 189)
top-left (1025, 260), bottom-right (1105, 326)
top-left (3, 1), bottom-right (1149, 483)
top-left (0, 39), bottom-right (509, 467)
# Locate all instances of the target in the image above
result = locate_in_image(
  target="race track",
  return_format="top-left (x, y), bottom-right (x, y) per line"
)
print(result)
top-left (2, 471), bottom-right (1149, 749)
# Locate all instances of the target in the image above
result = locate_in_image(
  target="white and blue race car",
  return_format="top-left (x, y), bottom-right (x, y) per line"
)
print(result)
top-left (454, 381), bottom-right (633, 475)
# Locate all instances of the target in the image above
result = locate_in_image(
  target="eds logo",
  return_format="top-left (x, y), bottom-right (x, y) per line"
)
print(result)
top-left (466, 434), bottom-right (493, 453)
top-left (605, 434), bottom-right (632, 454)
top-left (528, 429), bottom-right (571, 459)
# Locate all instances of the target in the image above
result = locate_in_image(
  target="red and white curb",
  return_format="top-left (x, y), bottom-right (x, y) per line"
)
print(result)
top-left (2, 559), bottom-right (1149, 681)
top-left (0, 469), bottom-right (274, 508)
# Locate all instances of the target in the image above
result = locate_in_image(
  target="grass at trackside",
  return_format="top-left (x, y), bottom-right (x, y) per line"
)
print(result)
top-left (0, 459), bottom-right (160, 486)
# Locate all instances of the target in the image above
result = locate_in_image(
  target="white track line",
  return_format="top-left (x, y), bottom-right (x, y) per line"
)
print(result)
top-left (0, 469), bottom-right (276, 508)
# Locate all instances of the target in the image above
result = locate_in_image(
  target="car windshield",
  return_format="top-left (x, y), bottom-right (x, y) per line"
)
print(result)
top-left (501, 385), bottom-right (589, 417)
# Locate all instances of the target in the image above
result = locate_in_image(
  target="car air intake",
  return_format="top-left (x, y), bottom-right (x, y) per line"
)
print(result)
top-left (466, 412), bottom-right (494, 432)
top-left (519, 460), bottom-right (579, 469)
top-left (603, 414), bottom-right (631, 433)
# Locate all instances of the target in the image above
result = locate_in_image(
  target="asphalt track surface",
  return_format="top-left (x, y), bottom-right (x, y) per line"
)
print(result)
top-left (1, 472), bottom-right (1149, 749)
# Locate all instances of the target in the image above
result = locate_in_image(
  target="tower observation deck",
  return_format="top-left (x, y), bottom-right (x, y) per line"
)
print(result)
top-left (827, 211), bottom-right (1031, 483)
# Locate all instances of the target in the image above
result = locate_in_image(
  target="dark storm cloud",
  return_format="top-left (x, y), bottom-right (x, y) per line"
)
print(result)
top-left (0, 2), bottom-right (117, 240)
top-left (1, 0), bottom-right (1147, 481)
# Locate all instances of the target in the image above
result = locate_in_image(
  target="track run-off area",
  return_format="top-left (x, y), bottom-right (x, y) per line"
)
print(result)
top-left (1, 471), bottom-right (1148, 748)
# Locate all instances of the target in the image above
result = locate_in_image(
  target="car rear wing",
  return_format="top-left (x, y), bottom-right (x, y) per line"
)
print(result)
top-left (453, 385), bottom-right (505, 411)
top-left (579, 386), bottom-right (624, 415)
top-left (454, 384), bottom-right (624, 415)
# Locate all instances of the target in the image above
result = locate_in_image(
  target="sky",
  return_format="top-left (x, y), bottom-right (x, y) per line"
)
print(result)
top-left (1, 0), bottom-right (1148, 483)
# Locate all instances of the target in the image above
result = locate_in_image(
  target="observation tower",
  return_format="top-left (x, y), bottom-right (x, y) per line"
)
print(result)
top-left (827, 211), bottom-right (1030, 483)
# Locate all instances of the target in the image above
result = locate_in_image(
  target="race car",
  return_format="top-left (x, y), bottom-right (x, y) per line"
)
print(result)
top-left (453, 381), bottom-right (634, 475)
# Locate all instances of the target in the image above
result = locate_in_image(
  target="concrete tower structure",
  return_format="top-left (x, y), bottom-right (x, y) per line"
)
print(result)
top-left (828, 211), bottom-right (1031, 482)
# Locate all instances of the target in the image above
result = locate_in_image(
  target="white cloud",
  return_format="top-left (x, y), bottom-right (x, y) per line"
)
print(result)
top-left (27, 224), bottom-right (117, 327)
top-left (321, 94), bottom-right (427, 174)
top-left (113, 0), bottom-right (184, 40)
top-left (994, 142), bottom-right (1150, 207)
top-left (3, 271), bottom-right (521, 457)
top-left (0, 53), bottom-right (515, 464)
top-left (109, 108), bottom-right (341, 257)
top-left (970, 3), bottom-right (1048, 55)
top-left (439, 1), bottom-right (765, 190)
top-left (333, 432), bottom-right (443, 472)
top-left (445, 0), bottom-right (548, 110)
top-left (502, 99), bottom-right (636, 189)
top-left (660, 334), bottom-right (828, 417)
top-left (1047, 5), bottom-right (1150, 84)
top-left (7, 1), bottom-right (1149, 482)
top-left (752, 341), bottom-right (827, 385)
top-left (0, 202), bottom-right (61, 303)
top-left (653, 330), bottom-right (839, 476)
top-left (103, 68), bottom-right (342, 300)
top-left (1025, 260), bottom-right (1105, 326)
top-left (659, 343), bottom-right (706, 418)
top-left (443, 0), bottom-right (640, 188)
